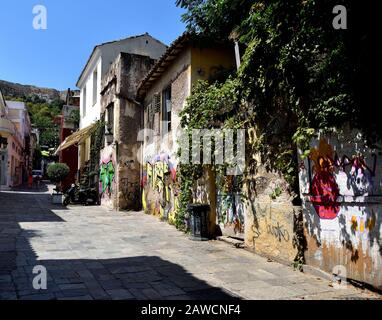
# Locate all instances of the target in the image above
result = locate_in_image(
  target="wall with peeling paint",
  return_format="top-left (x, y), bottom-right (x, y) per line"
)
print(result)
top-left (100, 53), bottom-right (156, 210)
top-left (141, 48), bottom-right (190, 221)
top-left (243, 167), bottom-right (300, 263)
top-left (299, 128), bottom-right (382, 289)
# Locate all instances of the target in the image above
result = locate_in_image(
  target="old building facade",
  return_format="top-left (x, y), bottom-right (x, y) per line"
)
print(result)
top-left (99, 52), bottom-right (156, 210)
top-left (0, 93), bottom-right (32, 188)
top-left (76, 34), bottom-right (167, 174)
top-left (137, 34), bottom-right (236, 228)
top-left (5, 100), bottom-right (31, 187)
top-left (0, 89), bottom-right (14, 189)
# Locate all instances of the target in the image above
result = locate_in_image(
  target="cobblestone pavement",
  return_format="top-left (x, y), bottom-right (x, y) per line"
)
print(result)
top-left (0, 186), bottom-right (381, 300)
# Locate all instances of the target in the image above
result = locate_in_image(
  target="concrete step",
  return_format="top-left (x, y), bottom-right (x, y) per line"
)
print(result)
top-left (217, 236), bottom-right (245, 248)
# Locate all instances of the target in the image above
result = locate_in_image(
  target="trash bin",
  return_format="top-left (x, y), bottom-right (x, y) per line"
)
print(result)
top-left (187, 204), bottom-right (210, 241)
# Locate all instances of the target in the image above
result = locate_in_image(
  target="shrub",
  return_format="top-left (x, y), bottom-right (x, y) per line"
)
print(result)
top-left (47, 163), bottom-right (70, 184)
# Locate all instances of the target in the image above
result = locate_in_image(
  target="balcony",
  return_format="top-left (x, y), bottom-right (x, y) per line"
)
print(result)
top-left (0, 117), bottom-right (14, 137)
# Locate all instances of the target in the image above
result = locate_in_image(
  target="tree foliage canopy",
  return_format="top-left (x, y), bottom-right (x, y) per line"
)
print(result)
top-left (177, 0), bottom-right (381, 193)
top-left (47, 163), bottom-right (70, 183)
top-left (26, 95), bottom-right (63, 149)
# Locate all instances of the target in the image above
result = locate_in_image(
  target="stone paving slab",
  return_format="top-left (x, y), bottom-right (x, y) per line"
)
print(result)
top-left (0, 187), bottom-right (381, 300)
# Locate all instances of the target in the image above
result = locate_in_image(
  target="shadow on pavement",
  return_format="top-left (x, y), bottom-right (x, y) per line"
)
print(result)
top-left (0, 190), bottom-right (239, 300)
top-left (9, 181), bottom-right (50, 193)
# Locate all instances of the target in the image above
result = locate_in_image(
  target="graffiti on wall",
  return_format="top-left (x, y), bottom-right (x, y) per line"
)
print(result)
top-left (308, 139), bottom-right (378, 220)
top-left (266, 220), bottom-right (290, 242)
top-left (249, 201), bottom-right (297, 262)
top-left (100, 161), bottom-right (115, 194)
top-left (299, 132), bottom-right (382, 287)
top-left (99, 146), bottom-right (116, 204)
top-left (120, 178), bottom-right (140, 209)
top-left (216, 175), bottom-right (245, 236)
top-left (251, 202), bottom-right (292, 243)
top-left (350, 214), bottom-right (375, 235)
top-left (142, 152), bottom-right (179, 222)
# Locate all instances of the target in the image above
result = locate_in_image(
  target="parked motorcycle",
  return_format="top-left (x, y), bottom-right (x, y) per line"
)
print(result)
top-left (63, 184), bottom-right (99, 206)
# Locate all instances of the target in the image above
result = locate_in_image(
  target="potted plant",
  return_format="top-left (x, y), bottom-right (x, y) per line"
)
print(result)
top-left (47, 163), bottom-right (70, 204)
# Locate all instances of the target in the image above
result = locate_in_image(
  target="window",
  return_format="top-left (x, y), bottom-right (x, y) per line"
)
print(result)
top-left (147, 102), bottom-right (154, 130)
top-left (106, 103), bottom-right (114, 135)
top-left (153, 93), bottom-right (161, 135)
top-left (92, 70), bottom-right (98, 106)
top-left (162, 86), bottom-right (172, 135)
top-left (82, 87), bottom-right (87, 117)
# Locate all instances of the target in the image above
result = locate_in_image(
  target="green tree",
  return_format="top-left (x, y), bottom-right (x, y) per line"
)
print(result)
top-left (25, 96), bottom-right (63, 149)
top-left (176, 0), bottom-right (381, 187)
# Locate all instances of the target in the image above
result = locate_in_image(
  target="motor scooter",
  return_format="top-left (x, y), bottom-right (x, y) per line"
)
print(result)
top-left (63, 184), bottom-right (99, 206)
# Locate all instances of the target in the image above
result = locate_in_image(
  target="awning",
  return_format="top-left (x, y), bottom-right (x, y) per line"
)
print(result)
top-left (55, 122), bottom-right (98, 155)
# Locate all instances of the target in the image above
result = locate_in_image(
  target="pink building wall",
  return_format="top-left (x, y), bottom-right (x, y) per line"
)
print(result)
top-left (6, 126), bottom-right (24, 187)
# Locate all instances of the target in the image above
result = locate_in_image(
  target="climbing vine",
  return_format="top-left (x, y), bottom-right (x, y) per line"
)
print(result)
top-left (176, 0), bottom-right (381, 195)
top-left (175, 0), bottom-right (381, 268)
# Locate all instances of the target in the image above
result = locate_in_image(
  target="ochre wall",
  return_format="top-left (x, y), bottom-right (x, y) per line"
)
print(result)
top-left (191, 46), bottom-right (236, 84)
top-left (243, 166), bottom-right (299, 263)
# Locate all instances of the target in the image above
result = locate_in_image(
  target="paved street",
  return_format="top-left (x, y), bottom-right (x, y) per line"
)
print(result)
top-left (0, 185), bottom-right (381, 300)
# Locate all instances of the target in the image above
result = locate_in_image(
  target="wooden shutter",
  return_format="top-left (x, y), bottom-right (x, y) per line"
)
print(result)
top-left (154, 93), bottom-right (161, 113)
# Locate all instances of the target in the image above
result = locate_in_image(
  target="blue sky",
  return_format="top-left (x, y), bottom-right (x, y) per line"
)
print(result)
top-left (0, 0), bottom-right (185, 90)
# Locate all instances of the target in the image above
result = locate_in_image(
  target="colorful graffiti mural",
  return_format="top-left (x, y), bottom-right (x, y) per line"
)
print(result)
top-left (299, 131), bottom-right (382, 288)
top-left (308, 139), bottom-right (378, 219)
top-left (100, 161), bottom-right (115, 194)
top-left (350, 209), bottom-right (376, 236)
top-left (141, 152), bottom-right (179, 222)
top-left (309, 139), bottom-right (341, 219)
top-left (99, 146), bottom-right (117, 206)
top-left (216, 175), bottom-right (245, 236)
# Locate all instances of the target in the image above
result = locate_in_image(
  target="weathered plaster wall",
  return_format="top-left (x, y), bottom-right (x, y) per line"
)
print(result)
top-left (243, 166), bottom-right (299, 263)
top-left (117, 98), bottom-right (143, 210)
top-left (191, 46), bottom-right (236, 84)
top-left (298, 129), bottom-right (382, 289)
top-left (142, 51), bottom-right (190, 222)
top-left (142, 44), bottom-right (235, 230)
top-left (100, 53), bottom-right (155, 210)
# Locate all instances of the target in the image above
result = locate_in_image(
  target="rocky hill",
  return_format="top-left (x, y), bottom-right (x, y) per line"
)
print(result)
top-left (0, 79), bottom-right (65, 102)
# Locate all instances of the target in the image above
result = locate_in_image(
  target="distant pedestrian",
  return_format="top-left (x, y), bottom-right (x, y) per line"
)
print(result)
top-left (28, 172), bottom-right (33, 189)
